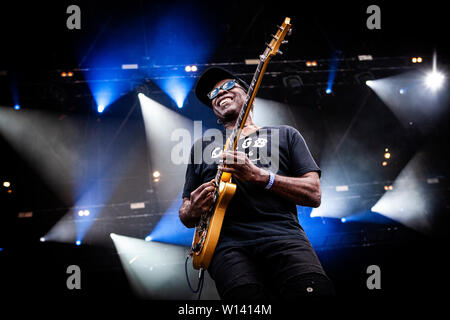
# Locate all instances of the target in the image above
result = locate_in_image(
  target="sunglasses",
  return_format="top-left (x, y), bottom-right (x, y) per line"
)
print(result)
top-left (207, 79), bottom-right (242, 100)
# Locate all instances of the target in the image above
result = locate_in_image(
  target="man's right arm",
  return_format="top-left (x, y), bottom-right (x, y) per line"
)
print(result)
top-left (179, 180), bottom-right (216, 228)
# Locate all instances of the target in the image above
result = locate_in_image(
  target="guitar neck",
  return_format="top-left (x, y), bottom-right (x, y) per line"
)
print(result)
top-left (229, 49), bottom-right (271, 150)
top-left (213, 51), bottom-right (272, 186)
top-left (213, 17), bottom-right (291, 187)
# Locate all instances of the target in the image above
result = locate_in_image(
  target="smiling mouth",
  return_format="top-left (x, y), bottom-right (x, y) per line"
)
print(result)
top-left (219, 97), bottom-right (233, 107)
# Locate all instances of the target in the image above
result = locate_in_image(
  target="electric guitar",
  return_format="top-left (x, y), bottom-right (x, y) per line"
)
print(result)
top-left (189, 17), bottom-right (292, 270)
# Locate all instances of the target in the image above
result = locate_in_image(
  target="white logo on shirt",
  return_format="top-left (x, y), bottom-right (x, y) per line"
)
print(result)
top-left (211, 147), bottom-right (222, 159)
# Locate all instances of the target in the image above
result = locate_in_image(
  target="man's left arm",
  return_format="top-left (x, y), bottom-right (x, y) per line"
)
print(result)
top-left (219, 151), bottom-right (321, 207)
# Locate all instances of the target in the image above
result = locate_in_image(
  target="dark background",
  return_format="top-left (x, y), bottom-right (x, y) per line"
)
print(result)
top-left (0, 0), bottom-right (449, 304)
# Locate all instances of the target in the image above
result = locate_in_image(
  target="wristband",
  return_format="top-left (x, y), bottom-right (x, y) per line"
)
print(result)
top-left (264, 171), bottom-right (275, 190)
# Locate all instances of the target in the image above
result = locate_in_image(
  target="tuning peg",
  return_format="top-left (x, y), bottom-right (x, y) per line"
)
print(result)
top-left (282, 40), bottom-right (288, 44)
top-left (270, 34), bottom-right (279, 40)
top-left (265, 42), bottom-right (274, 50)
top-left (287, 28), bottom-right (293, 36)
top-left (277, 50), bottom-right (283, 55)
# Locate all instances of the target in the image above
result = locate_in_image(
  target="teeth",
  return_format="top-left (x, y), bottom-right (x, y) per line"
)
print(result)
top-left (220, 98), bottom-right (231, 106)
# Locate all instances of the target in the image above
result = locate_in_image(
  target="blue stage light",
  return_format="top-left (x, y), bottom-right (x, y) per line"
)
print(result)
top-left (97, 104), bottom-right (105, 113)
top-left (147, 194), bottom-right (194, 246)
top-left (14, 104), bottom-right (20, 110)
top-left (341, 217), bottom-right (347, 223)
top-left (326, 51), bottom-right (339, 97)
top-left (75, 240), bottom-right (81, 246)
top-left (146, 4), bottom-right (217, 109)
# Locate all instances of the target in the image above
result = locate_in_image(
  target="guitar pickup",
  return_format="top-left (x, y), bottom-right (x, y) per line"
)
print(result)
top-left (192, 242), bottom-right (202, 252)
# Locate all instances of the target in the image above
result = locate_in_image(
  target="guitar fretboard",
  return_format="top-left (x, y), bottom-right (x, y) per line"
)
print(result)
top-left (213, 47), bottom-right (271, 189)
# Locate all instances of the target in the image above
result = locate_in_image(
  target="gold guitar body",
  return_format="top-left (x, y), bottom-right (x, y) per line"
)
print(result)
top-left (192, 180), bottom-right (236, 270)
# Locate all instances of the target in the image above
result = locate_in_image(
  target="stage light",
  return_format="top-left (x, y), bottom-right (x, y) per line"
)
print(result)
top-left (67, 71), bottom-right (73, 77)
top-left (61, 72), bottom-right (67, 77)
top-left (97, 104), bottom-right (105, 113)
top-left (245, 59), bottom-right (259, 65)
top-left (152, 170), bottom-right (161, 178)
top-left (425, 70), bottom-right (445, 91)
top-left (382, 161), bottom-right (388, 166)
top-left (184, 65), bottom-right (198, 72)
top-left (75, 240), bottom-right (81, 246)
top-left (384, 185), bottom-right (394, 191)
top-left (357, 55), bottom-right (373, 61)
top-left (121, 64), bottom-right (139, 70)
top-left (109, 234), bottom-right (218, 299)
top-left (412, 57), bottom-right (423, 63)
top-left (306, 61), bottom-right (317, 67)
top-left (341, 217), bottom-right (346, 223)
top-left (14, 104), bottom-right (20, 110)
top-left (77, 209), bottom-right (90, 217)
top-left (399, 88), bottom-right (405, 94)
top-left (2, 181), bottom-right (10, 188)
top-left (145, 236), bottom-right (152, 242)
top-left (335, 185), bottom-right (349, 192)
top-left (40, 237), bottom-right (46, 242)
top-left (384, 152), bottom-right (391, 159)
top-left (325, 88), bottom-right (332, 94)
top-left (130, 202), bottom-right (145, 210)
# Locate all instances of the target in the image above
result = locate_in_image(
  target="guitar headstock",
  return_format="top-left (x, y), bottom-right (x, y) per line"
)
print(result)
top-left (266, 17), bottom-right (292, 59)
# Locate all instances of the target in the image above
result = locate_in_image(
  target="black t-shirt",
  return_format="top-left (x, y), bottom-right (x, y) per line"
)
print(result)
top-left (182, 125), bottom-right (321, 249)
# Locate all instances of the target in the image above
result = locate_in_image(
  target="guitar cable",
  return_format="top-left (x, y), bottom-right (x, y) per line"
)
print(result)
top-left (185, 255), bottom-right (205, 300)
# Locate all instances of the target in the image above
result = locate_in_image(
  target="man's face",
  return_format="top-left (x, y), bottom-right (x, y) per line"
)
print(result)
top-left (211, 78), bottom-right (247, 123)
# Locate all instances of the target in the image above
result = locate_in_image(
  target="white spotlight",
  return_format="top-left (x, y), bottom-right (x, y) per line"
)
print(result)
top-left (425, 71), bottom-right (445, 91)
top-left (152, 171), bottom-right (161, 178)
top-left (185, 65), bottom-right (192, 72)
top-left (40, 237), bottom-right (46, 242)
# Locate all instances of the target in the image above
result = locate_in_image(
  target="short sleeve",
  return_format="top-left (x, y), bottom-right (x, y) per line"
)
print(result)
top-left (182, 143), bottom-right (201, 199)
top-left (288, 127), bottom-right (321, 178)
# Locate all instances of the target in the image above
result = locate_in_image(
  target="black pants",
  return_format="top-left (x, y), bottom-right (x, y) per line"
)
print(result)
top-left (208, 238), bottom-right (335, 300)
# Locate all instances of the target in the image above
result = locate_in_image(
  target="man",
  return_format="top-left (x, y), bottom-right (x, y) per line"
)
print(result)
top-left (179, 67), bottom-right (334, 300)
